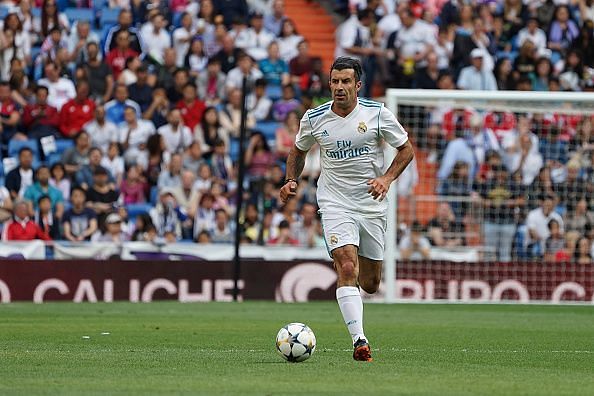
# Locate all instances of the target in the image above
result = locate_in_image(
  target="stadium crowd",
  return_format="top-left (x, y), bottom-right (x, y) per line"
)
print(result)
top-left (0, 0), bottom-right (591, 263)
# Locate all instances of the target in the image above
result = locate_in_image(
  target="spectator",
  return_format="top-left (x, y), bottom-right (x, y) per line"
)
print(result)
top-left (211, 208), bottom-right (233, 243)
top-left (104, 84), bottom-right (141, 125)
top-left (517, 16), bottom-right (547, 52)
top-left (242, 12), bottom-right (275, 62)
top-left (151, 188), bottom-right (184, 242)
top-left (34, 195), bottom-right (60, 240)
top-left (219, 88), bottom-right (256, 138)
top-left (507, 132), bottom-right (544, 186)
top-left (35, 0), bottom-right (69, 40)
top-left (437, 129), bottom-right (476, 192)
top-left (427, 202), bottom-right (465, 248)
top-left (140, 13), bottom-right (170, 65)
top-left (85, 167), bottom-right (119, 223)
top-left (117, 56), bottom-right (141, 86)
top-left (91, 212), bottom-right (129, 243)
top-left (38, 62), bottom-right (76, 111)
top-left (259, 41), bottom-right (290, 87)
top-left (548, 5), bottom-right (579, 63)
top-left (439, 161), bottom-right (472, 219)
top-left (144, 133), bottom-right (166, 188)
top-left (494, 57), bottom-right (516, 90)
top-left (574, 236), bottom-right (592, 264)
top-left (0, 12), bottom-right (31, 82)
top-left (67, 20), bottom-right (98, 65)
top-left (143, 87), bottom-right (170, 129)
top-left (197, 57), bottom-right (227, 106)
top-left (0, 183), bottom-right (14, 225)
top-left (127, 65), bottom-right (154, 113)
top-left (544, 219), bottom-right (566, 262)
top-left (101, 142), bottom-right (125, 187)
top-left (525, 194), bottom-right (564, 258)
top-left (106, 30), bottom-right (140, 81)
top-left (225, 51), bottom-right (264, 92)
top-left (194, 106), bottom-right (229, 155)
top-left (157, 153), bottom-right (183, 189)
top-left (118, 105), bottom-right (156, 166)
top-left (171, 169), bottom-right (199, 217)
top-left (271, 84), bottom-right (300, 122)
top-left (245, 131), bottom-right (275, 182)
top-left (467, 113), bottom-right (501, 166)
top-left (23, 164), bottom-right (64, 217)
top-left (158, 108), bottom-right (193, 155)
top-left (183, 141), bottom-right (205, 174)
top-left (0, 80), bottom-right (22, 143)
top-left (104, 9), bottom-right (145, 55)
top-left (167, 68), bottom-right (189, 104)
top-left (413, 52), bottom-right (441, 89)
top-left (49, 162), bottom-right (70, 201)
top-left (291, 202), bottom-right (319, 247)
top-left (214, 0), bottom-right (249, 28)
top-left (176, 83), bottom-right (206, 131)
top-left (58, 80), bottom-right (95, 138)
top-left (185, 38), bottom-right (209, 78)
top-left (514, 41), bottom-right (537, 78)
top-left (247, 78), bottom-right (273, 122)
top-left (22, 85), bottom-right (60, 140)
top-left (268, 219), bottom-right (299, 246)
top-left (83, 105), bottom-right (118, 155)
top-left (79, 42), bottom-right (113, 103)
top-left (5, 147), bottom-right (35, 200)
top-left (155, 48), bottom-right (179, 93)
top-left (275, 110), bottom-right (299, 161)
top-left (264, 0), bottom-right (287, 36)
top-left (75, 147), bottom-right (113, 190)
top-left (289, 39), bottom-right (316, 88)
top-left (173, 13), bottom-right (197, 68)
top-left (457, 48), bottom-right (498, 91)
top-left (399, 221), bottom-right (432, 260)
top-left (213, 34), bottom-right (242, 74)
top-left (120, 165), bottom-right (148, 204)
top-left (566, 198), bottom-right (594, 236)
top-left (209, 139), bottom-right (233, 183)
top-left (131, 212), bottom-right (157, 242)
top-left (1, 200), bottom-right (51, 241)
top-left (61, 131), bottom-right (90, 176)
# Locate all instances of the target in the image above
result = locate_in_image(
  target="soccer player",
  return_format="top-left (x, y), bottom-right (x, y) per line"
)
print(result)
top-left (280, 57), bottom-right (414, 361)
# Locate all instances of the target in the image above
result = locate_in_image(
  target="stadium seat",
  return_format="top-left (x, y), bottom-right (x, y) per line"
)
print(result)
top-left (31, 7), bottom-right (41, 18)
top-left (46, 152), bottom-right (63, 166)
top-left (55, 139), bottom-right (74, 155)
top-left (126, 203), bottom-right (153, 219)
top-left (172, 12), bottom-right (184, 28)
top-left (149, 186), bottom-right (159, 205)
top-left (100, 7), bottom-right (121, 27)
top-left (0, 6), bottom-right (8, 20)
top-left (229, 138), bottom-right (240, 162)
top-left (265, 85), bottom-right (282, 102)
top-left (57, 0), bottom-right (69, 11)
top-left (255, 121), bottom-right (280, 141)
top-left (64, 8), bottom-right (95, 24)
top-left (8, 139), bottom-right (39, 159)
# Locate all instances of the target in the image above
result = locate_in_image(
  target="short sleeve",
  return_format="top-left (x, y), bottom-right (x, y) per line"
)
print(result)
top-left (379, 106), bottom-right (408, 148)
top-left (294, 112), bottom-right (316, 152)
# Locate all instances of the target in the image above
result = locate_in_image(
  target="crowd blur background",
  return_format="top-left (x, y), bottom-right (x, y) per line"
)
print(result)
top-left (0, 0), bottom-right (592, 263)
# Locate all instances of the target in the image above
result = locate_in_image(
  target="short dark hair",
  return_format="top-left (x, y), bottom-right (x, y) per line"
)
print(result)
top-left (330, 57), bottom-right (363, 82)
top-left (71, 186), bottom-right (86, 198)
top-left (19, 147), bottom-right (33, 156)
top-left (35, 84), bottom-right (49, 94)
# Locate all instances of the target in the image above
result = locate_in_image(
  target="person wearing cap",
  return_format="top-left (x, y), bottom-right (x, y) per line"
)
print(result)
top-left (91, 212), bottom-right (129, 243)
top-left (457, 48), bottom-right (497, 91)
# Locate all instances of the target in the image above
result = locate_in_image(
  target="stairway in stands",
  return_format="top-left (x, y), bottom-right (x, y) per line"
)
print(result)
top-left (284, 0), bottom-right (336, 71)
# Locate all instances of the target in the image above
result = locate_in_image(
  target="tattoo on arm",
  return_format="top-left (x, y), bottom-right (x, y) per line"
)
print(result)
top-left (286, 145), bottom-right (307, 180)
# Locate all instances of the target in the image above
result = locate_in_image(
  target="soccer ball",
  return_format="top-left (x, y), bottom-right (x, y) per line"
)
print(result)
top-left (275, 323), bottom-right (316, 362)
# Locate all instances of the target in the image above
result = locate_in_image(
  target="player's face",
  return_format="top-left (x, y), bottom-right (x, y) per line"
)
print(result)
top-left (329, 69), bottom-right (361, 110)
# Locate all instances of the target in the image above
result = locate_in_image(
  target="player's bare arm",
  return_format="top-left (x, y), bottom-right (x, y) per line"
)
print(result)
top-left (367, 139), bottom-right (414, 201)
top-left (280, 145), bottom-right (308, 204)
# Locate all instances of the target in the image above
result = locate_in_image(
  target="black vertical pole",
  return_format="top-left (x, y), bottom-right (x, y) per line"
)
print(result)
top-left (233, 76), bottom-right (249, 301)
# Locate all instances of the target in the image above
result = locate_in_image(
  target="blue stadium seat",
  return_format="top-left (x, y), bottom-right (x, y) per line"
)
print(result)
top-left (100, 7), bottom-right (121, 27)
top-left (229, 138), bottom-right (240, 162)
top-left (149, 186), bottom-right (159, 205)
top-left (265, 85), bottom-right (282, 101)
top-left (46, 152), bottom-right (63, 166)
top-left (55, 139), bottom-right (74, 155)
top-left (172, 12), bottom-right (184, 28)
top-left (64, 8), bottom-right (95, 24)
top-left (8, 139), bottom-right (39, 159)
top-left (255, 121), bottom-right (280, 141)
top-left (0, 6), bottom-right (8, 20)
top-left (31, 7), bottom-right (41, 18)
top-left (126, 203), bottom-right (153, 219)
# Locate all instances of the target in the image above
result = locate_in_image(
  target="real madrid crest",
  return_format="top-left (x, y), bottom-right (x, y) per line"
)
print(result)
top-left (357, 121), bottom-right (367, 134)
top-left (330, 235), bottom-right (339, 245)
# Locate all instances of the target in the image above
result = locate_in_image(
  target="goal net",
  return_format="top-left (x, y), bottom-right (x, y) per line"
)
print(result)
top-left (380, 89), bottom-right (594, 304)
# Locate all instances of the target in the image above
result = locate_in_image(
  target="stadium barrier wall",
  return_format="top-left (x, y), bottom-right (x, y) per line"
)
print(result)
top-left (0, 260), bottom-right (592, 304)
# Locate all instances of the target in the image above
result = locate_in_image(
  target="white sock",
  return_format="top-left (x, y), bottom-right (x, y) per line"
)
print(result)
top-left (336, 286), bottom-right (366, 345)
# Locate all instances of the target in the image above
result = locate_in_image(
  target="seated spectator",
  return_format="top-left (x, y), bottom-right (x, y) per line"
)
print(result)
top-left (544, 219), bottom-right (565, 262)
top-left (23, 164), bottom-right (64, 218)
top-left (67, 20), bottom-right (98, 64)
top-left (507, 133), bottom-right (543, 186)
top-left (439, 161), bottom-right (472, 220)
top-left (437, 129), bottom-right (476, 193)
top-left (104, 9), bottom-right (144, 56)
top-left (59, 80), bottom-right (95, 138)
top-left (84, 105), bottom-right (118, 155)
top-left (157, 153), bottom-right (183, 189)
top-left (106, 30), bottom-right (140, 82)
top-left (483, 110), bottom-right (517, 142)
top-left (259, 41), bottom-right (290, 87)
top-left (155, 48), bottom-right (180, 93)
top-left (173, 13), bottom-right (197, 68)
top-left (176, 83), bottom-right (206, 132)
top-left (167, 68), bottom-right (189, 104)
top-left (37, 62), bottom-right (75, 111)
top-left (413, 52), bottom-right (441, 89)
top-left (289, 40), bottom-right (315, 88)
top-left (547, 5), bottom-right (579, 64)
top-left (574, 236), bottom-right (593, 264)
top-left (131, 213), bottom-right (158, 242)
top-left (525, 194), bottom-right (564, 258)
top-left (62, 186), bottom-right (97, 242)
top-left (457, 49), bottom-right (497, 91)
top-left (209, 139), bottom-right (233, 183)
top-left (61, 131), bottom-right (91, 176)
top-left (277, 19), bottom-right (303, 62)
top-left (49, 162), bottom-right (70, 202)
top-left (158, 108), bottom-right (194, 155)
top-left (151, 188), bottom-right (184, 242)
top-left (247, 78), bottom-right (273, 122)
top-left (143, 87), bottom-right (170, 129)
top-left (225, 51), bottom-right (264, 92)
top-left (185, 38), bottom-right (209, 78)
top-left (427, 202), bottom-right (465, 248)
top-left (140, 12), bottom-right (171, 65)
top-left (291, 202), bottom-right (319, 247)
top-left (117, 56), bottom-right (141, 86)
top-left (183, 141), bottom-right (205, 174)
top-left (34, 195), bottom-right (60, 240)
top-left (271, 84), bottom-right (300, 122)
top-left (79, 42), bottom-right (114, 102)
top-left (193, 191), bottom-right (216, 237)
top-left (120, 165), bottom-right (148, 204)
top-left (197, 57), bottom-right (227, 106)
top-left (91, 212), bottom-right (129, 243)
top-left (1, 200), bottom-right (51, 241)
top-left (22, 85), bottom-right (60, 140)
top-left (268, 219), bottom-right (299, 246)
top-left (118, 105), bottom-right (156, 166)
top-left (399, 221), bottom-right (431, 260)
top-left (517, 16), bottom-right (547, 52)
top-left (5, 147), bottom-right (35, 200)
top-left (0, 80), bottom-right (22, 144)
top-left (0, 184), bottom-right (14, 225)
top-left (219, 88), bottom-right (256, 138)
top-left (105, 83), bottom-right (141, 125)
top-left (241, 12), bottom-right (275, 62)
top-left (171, 169), bottom-right (199, 217)
top-left (127, 65), bottom-right (154, 113)
top-left (86, 167), bottom-right (119, 224)
top-left (264, 0), bottom-right (287, 36)
top-left (245, 131), bottom-right (275, 182)
top-left (213, 34), bottom-right (242, 74)
top-left (75, 147), bottom-right (114, 190)
top-left (211, 208), bottom-right (233, 243)
top-left (275, 110), bottom-right (299, 160)
top-left (195, 106), bottom-right (230, 155)
top-left (565, 198), bottom-right (594, 236)
top-left (468, 114), bottom-right (501, 166)
top-left (101, 142), bottom-right (125, 187)
top-left (38, 26), bottom-right (68, 69)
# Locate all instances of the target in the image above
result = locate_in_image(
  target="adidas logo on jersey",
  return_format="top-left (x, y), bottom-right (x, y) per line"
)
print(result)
top-left (321, 130), bottom-right (329, 137)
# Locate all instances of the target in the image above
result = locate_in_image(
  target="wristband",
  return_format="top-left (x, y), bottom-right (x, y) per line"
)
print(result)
top-left (285, 178), bottom-right (298, 184)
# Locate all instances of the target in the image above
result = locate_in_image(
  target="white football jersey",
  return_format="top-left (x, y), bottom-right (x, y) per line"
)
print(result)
top-left (295, 98), bottom-right (408, 216)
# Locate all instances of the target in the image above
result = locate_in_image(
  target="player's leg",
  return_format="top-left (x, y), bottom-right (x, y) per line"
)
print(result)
top-left (357, 215), bottom-right (386, 295)
top-left (358, 256), bottom-right (382, 294)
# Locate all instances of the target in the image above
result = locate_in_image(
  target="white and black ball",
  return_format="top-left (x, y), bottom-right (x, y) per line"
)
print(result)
top-left (275, 323), bottom-right (316, 362)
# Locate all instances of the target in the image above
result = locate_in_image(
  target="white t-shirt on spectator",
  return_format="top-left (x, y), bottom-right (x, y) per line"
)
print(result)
top-left (235, 28), bottom-right (275, 61)
top-left (173, 27), bottom-right (195, 67)
top-left (395, 20), bottom-right (436, 59)
top-left (0, 186), bottom-right (10, 206)
top-left (525, 208), bottom-right (564, 245)
top-left (118, 120), bottom-right (156, 150)
top-left (141, 26), bottom-right (171, 64)
top-left (278, 34), bottom-right (304, 62)
top-left (158, 123), bottom-right (194, 154)
top-left (38, 78), bottom-right (76, 110)
top-left (101, 155), bottom-right (125, 181)
top-left (225, 67), bottom-right (263, 91)
top-left (517, 27), bottom-right (547, 51)
top-left (84, 119), bottom-right (119, 154)
top-left (335, 15), bottom-right (371, 61)
top-left (377, 13), bottom-right (401, 46)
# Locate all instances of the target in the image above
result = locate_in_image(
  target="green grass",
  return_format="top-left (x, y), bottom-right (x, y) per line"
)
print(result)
top-left (1, 302), bottom-right (593, 395)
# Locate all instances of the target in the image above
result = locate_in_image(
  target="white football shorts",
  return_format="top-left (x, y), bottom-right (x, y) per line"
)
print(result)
top-left (320, 212), bottom-right (387, 261)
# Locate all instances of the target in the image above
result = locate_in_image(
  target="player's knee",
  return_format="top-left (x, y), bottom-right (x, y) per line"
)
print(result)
top-left (336, 260), bottom-right (358, 283)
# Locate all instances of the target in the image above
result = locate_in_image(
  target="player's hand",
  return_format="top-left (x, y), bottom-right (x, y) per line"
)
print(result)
top-left (367, 176), bottom-right (391, 201)
top-left (279, 181), bottom-right (297, 204)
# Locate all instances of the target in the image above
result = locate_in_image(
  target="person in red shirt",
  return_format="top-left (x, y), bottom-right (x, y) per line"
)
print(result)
top-left (176, 82), bottom-right (206, 131)
top-left (2, 200), bottom-right (51, 241)
top-left (22, 85), bottom-right (60, 139)
top-left (59, 80), bottom-right (96, 138)
top-left (106, 30), bottom-right (139, 80)
top-left (483, 111), bottom-right (517, 141)
top-left (0, 81), bottom-right (22, 144)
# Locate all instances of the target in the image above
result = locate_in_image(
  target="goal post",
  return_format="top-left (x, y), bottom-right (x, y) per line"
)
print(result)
top-left (382, 88), bottom-right (594, 304)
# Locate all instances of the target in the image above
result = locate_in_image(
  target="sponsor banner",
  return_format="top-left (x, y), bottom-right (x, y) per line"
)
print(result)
top-left (0, 260), bottom-right (592, 303)
top-left (0, 241), bottom-right (46, 259)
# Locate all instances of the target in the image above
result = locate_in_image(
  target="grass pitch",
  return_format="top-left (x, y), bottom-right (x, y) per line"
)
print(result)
top-left (1, 302), bottom-right (593, 395)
